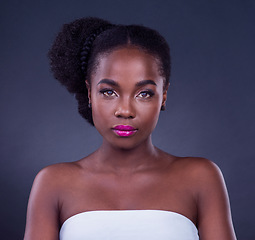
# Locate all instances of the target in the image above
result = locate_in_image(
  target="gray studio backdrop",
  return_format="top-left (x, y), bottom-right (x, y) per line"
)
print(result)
top-left (1, 0), bottom-right (254, 239)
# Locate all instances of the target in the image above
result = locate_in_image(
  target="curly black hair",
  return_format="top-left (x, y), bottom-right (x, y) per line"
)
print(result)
top-left (48, 17), bottom-right (171, 126)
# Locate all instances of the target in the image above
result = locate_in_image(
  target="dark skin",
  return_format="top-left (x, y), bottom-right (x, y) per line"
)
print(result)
top-left (24, 46), bottom-right (236, 240)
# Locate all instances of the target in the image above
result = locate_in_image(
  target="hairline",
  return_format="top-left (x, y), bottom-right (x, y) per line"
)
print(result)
top-left (87, 44), bottom-right (167, 88)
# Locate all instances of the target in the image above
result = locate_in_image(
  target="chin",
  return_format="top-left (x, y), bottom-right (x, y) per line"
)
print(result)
top-left (105, 135), bottom-right (151, 151)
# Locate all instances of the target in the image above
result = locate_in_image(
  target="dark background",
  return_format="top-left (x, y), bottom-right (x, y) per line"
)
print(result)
top-left (1, 0), bottom-right (254, 239)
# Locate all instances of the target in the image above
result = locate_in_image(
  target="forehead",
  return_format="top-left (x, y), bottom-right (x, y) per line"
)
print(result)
top-left (91, 47), bottom-right (163, 87)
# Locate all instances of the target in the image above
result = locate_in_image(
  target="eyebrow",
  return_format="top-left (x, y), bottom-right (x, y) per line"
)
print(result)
top-left (97, 79), bottom-right (119, 86)
top-left (97, 79), bottom-right (157, 87)
top-left (135, 79), bottom-right (157, 87)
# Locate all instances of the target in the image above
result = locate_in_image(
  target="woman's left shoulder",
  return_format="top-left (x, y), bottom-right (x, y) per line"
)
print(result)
top-left (170, 156), bottom-right (226, 191)
top-left (176, 156), bottom-right (223, 179)
top-left (176, 157), bottom-right (230, 207)
top-left (175, 159), bottom-right (237, 239)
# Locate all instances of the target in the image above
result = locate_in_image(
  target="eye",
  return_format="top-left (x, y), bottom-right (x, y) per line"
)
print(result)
top-left (99, 89), bottom-right (117, 97)
top-left (137, 90), bottom-right (155, 99)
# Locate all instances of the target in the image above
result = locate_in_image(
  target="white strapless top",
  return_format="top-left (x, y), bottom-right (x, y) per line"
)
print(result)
top-left (59, 210), bottom-right (199, 240)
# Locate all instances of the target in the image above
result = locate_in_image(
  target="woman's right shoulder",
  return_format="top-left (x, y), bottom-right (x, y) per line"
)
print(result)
top-left (32, 161), bottom-right (83, 190)
top-left (25, 161), bottom-right (84, 239)
top-left (30, 159), bottom-right (89, 200)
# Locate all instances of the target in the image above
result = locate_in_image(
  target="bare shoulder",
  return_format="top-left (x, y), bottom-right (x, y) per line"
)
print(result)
top-left (177, 156), bottom-right (229, 203)
top-left (170, 156), bottom-right (223, 183)
top-left (30, 153), bottom-right (97, 203)
top-left (28, 161), bottom-right (83, 210)
top-left (170, 156), bottom-right (236, 239)
top-left (163, 154), bottom-right (228, 200)
top-left (24, 161), bottom-right (85, 239)
top-left (182, 157), bottom-right (225, 191)
top-left (171, 155), bottom-right (219, 169)
top-left (33, 162), bottom-right (82, 190)
top-left (37, 161), bottom-right (82, 177)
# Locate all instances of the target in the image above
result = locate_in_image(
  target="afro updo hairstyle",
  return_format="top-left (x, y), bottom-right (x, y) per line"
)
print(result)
top-left (48, 17), bottom-right (171, 126)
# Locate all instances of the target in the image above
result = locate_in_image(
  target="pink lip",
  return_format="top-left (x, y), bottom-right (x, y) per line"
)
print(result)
top-left (112, 125), bottom-right (137, 137)
top-left (114, 125), bottom-right (135, 131)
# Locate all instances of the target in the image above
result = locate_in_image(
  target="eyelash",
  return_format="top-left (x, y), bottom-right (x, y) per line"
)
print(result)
top-left (99, 89), bottom-right (155, 99)
top-left (99, 88), bottom-right (117, 97)
top-left (137, 90), bottom-right (155, 99)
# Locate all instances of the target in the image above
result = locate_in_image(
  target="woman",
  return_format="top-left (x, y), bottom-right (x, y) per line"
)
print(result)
top-left (24, 17), bottom-right (236, 239)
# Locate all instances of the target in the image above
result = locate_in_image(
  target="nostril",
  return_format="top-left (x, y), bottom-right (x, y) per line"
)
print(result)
top-left (114, 109), bottom-right (135, 119)
top-left (115, 113), bottom-right (134, 119)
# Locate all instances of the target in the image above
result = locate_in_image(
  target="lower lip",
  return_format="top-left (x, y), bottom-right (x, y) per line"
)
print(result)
top-left (113, 129), bottom-right (137, 137)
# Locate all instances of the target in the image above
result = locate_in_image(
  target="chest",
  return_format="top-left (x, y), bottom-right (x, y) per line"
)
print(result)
top-left (59, 171), bottom-right (197, 226)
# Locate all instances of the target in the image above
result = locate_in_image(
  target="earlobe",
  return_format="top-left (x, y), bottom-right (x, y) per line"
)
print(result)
top-left (161, 105), bottom-right (166, 111)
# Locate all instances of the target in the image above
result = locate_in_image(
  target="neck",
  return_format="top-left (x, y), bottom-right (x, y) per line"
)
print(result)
top-left (95, 137), bottom-right (160, 173)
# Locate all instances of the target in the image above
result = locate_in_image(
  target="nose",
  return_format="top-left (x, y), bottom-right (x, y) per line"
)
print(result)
top-left (114, 97), bottom-right (136, 119)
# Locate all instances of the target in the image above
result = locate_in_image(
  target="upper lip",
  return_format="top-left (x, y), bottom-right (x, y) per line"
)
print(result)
top-left (113, 125), bottom-right (137, 131)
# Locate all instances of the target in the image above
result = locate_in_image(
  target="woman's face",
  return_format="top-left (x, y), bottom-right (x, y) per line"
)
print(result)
top-left (88, 46), bottom-right (168, 150)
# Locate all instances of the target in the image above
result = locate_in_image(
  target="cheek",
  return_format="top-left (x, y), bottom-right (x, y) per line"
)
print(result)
top-left (91, 99), bottom-right (109, 122)
top-left (90, 93), bottom-right (117, 133)
top-left (137, 104), bottom-right (161, 132)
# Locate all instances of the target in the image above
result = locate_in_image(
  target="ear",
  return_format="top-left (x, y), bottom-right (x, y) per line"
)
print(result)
top-left (162, 83), bottom-right (170, 108)
top-left (85, 80), bottom-right (91, 103)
